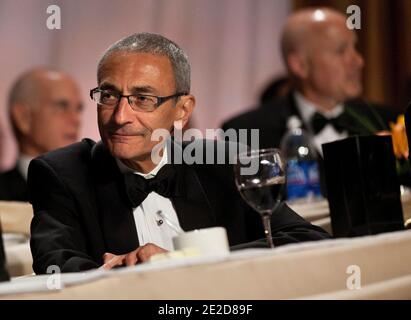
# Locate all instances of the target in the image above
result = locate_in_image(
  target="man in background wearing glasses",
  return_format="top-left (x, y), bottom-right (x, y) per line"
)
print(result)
top-left (28, 33), bottom-right (329, 274)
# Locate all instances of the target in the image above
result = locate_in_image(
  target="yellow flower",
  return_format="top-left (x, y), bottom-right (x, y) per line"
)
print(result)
top-left (389, 115), bottom-right (409, 159)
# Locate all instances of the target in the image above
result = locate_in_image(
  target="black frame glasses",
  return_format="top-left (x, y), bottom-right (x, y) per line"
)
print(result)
top-left (89, 87), bottom-right (187, 112)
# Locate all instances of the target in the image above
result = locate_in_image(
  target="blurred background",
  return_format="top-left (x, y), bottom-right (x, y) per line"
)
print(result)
top-left (0, 0), bottom-right (410, 170)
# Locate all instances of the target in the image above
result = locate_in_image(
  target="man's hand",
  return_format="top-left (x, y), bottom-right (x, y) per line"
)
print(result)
top-left (101, 243), bottom-right (168, 270)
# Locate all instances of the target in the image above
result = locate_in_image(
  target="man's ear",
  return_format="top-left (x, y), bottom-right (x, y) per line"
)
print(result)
top-left (175, 95), bottom-right (195, 128)
top-left (287, 52), bottom-right (309, 79)
top-left (10, 103), bottom-right (32, 136)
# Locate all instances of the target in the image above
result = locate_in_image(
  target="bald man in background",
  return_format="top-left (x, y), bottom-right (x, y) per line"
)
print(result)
top-left (0, 68), bottom-right (83, 201)
top-left (222, 7), bottom-right (397, 192)
top-left (223, 7), bottom-right (397, 150)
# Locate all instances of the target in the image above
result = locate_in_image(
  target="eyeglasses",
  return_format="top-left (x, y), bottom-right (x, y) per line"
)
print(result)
top-left (89, 87), bottom-right (187, 112)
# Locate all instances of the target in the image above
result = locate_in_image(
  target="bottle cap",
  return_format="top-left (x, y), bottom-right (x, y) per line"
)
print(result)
top-left (287, 116), bottom-right (302, 130)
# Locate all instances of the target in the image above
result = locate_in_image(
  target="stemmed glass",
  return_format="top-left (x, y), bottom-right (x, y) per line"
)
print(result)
top-left (234, 148), bottom-right (286, 248)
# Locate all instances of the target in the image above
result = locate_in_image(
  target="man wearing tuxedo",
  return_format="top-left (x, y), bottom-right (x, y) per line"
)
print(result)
top-left (0, 68), bottom-right (83, 201)
top-left (29, 33), bottom-right (329, 274)
top-left (222, 8), bottom-right (397, 182)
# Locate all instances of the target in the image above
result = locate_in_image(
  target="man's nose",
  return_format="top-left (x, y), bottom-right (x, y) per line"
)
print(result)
top-left (352, 49), bottom-right (364, 69)
top-left (113, 96), bottom-right (134, 125)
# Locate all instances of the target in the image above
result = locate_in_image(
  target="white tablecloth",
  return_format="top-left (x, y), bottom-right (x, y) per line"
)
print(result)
top-left (0, 229), bottom-right (411, 299)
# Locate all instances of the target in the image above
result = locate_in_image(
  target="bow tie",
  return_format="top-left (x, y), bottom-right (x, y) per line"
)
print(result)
top-left (124, 164), bottom-right (183, 208)
top-left (310, 112), bottom-right (346, 134)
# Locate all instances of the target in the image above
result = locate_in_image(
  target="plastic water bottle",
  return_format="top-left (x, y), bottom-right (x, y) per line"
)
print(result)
top-left (280, 116), bottom-right (321, 202)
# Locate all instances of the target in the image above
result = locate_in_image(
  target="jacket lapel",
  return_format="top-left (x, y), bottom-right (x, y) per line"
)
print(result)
top-left (91, 142), bottom-right (139, 254)
top-left (171, 166), bottom-right (216, 231)
top-left (342, 103), bottom-right (378, 136)
top-left (168, 140), bottom-right (216, 231)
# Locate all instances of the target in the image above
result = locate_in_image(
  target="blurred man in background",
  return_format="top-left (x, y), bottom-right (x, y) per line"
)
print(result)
top-left (222, 7), bottom-right (397, 191)
top-left (223, 7), bottom-right (397, 149)
top-left (0, 68), bottom-right (83, 201)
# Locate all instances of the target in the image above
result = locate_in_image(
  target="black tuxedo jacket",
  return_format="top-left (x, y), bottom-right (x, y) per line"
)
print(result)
top-left (28, 138), bottom-right (329, 274)
top-left (0, 166), bottom-right (28, 202)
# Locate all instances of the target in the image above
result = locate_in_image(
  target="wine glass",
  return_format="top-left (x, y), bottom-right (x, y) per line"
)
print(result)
top-left (234, 148), bottom-right (286, 248)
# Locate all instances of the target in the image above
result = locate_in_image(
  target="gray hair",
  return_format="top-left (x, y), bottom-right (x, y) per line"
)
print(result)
top-left (97, 32), bottom-right (191, 93)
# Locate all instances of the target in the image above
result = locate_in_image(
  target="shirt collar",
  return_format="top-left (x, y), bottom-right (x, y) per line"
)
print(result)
top-left (116, 144), bottom-right (169, 179)
top-left (294, 91), bottom-right (345, 125)
top-left (17, 154), bottom-right (34, 181)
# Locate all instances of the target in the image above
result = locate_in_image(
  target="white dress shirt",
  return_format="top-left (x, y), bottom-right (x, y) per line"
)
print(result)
top-left (116, 147), bottom-right (182, 251)
top-left (294, 91), bottom-right (348, 156)
top-left (17, 154), bottom-right (34, 180)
